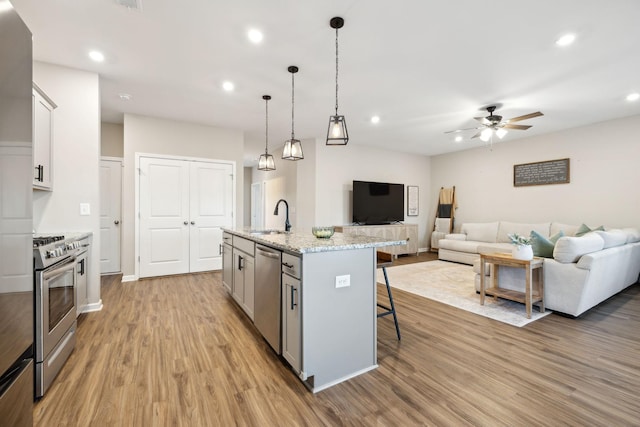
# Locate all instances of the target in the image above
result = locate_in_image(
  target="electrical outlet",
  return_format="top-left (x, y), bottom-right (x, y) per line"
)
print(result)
top-left (335, 274), bottom-right (350, 288)
top-left (79, 203), bottom-right (91, 216)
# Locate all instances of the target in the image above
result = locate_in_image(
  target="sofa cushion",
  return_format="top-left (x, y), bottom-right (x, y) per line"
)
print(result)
top-left (531, 230), bottom-right (565, 258)
top-left (575, 223), bottom-right (605, 237)
top-left (553, 233), bottom-right (605, 263)
top-left (621, 228), bottom-right (640, 243)
top-left (460, 222), bottom-right (499, 243)
top-left (438, 239), bottom-right (482, 254)
top-left (594, 229), bottom-right (628, 249)
top-left (497, 222), bottom-right (550, 243)
top-left (550, 222), bottom-right (579, 237)
top-left (444, 233), bottom-right (467, 241)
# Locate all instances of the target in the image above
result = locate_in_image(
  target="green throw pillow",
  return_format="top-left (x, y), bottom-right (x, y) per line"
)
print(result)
top-left (575, 223), bottom-right (605, 237)
top-left (530, 230), bottom-right (565, 258)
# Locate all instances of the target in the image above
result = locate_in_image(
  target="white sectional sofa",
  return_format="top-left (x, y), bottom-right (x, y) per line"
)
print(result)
top-left (436, 221), bottom-right (640, 316)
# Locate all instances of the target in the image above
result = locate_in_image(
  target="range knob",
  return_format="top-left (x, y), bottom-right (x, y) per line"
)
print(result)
top-left (47, 250), bottom-right (56, 258)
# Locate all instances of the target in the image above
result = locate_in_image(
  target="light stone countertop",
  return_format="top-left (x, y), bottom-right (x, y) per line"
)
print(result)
top-left (222, 227), bottom-right (406, 254)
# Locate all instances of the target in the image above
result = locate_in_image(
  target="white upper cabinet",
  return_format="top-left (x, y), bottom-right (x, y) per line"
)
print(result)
top-left (32, 84), bottom-right (56, 190)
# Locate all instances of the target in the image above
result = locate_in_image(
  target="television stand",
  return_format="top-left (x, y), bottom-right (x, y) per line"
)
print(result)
top-left (335, 224), bottom-right (419, 258)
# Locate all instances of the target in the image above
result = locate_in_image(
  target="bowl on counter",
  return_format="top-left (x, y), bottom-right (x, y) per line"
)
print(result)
top-left (312, 226), bottom-right (335, 238)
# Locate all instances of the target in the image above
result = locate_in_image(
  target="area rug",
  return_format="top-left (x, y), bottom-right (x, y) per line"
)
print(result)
top-left (377, 260), bottom-right (552, 327)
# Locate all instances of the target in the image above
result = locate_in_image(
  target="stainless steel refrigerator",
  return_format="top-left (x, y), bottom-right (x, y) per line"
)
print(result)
top-left (0, 1), bottom-right (34, 425)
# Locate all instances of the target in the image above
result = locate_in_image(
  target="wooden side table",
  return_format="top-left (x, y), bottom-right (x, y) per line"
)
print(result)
top-left (480, 252), bottom-right (544, 319)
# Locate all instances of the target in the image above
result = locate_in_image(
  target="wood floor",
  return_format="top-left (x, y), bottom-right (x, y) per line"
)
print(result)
top-left (34, 253), bottom-right (640, 426)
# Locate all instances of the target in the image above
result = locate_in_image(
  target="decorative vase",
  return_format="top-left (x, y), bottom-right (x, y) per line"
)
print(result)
top-left (512, 244), bottom-right (533, 261)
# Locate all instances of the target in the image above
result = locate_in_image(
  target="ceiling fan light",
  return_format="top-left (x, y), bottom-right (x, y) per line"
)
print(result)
top-left (496, 128), bottom-right (508, 139)
top-left (480, 128), bottom-right (492, 142)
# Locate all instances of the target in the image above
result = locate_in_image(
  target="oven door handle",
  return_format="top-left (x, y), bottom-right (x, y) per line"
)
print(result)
top-left (43, 258), bottom-right (76, 280)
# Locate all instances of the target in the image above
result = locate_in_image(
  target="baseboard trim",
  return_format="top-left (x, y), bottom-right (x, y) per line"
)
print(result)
top-left (83, 300), bottom-right (103, 313)
top-left (121, 275), bottom-right (138, 282)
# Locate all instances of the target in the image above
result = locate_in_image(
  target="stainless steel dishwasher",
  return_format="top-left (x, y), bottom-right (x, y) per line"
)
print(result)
top-left (254, 245), bottom-right (282, 353)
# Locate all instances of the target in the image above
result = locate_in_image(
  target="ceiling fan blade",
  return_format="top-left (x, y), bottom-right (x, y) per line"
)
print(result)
top-left (444, 127), bottom-right (480, 134)
top-left (470, 131), bottom-right (482, 139)
top-left (503, 124), bottom-right (532, 130)
top-left (474, 117), bottom-right (489, 123)
top-left (507, 111), bottom-right (543, 123)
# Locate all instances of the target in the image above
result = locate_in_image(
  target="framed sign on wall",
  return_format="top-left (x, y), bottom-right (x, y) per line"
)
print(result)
top-left (407, 185), bottom-right (419, 216)
top-left (514, 158), bottom-right (570, 187)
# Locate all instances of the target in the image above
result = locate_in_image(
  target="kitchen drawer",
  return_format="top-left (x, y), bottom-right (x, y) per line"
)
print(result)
top-left (233, 235), bottom-right (255, 256)
top-left (282, 252), bottom-right (301, 279)
top-left (223, 232), bottom-right (232, 245)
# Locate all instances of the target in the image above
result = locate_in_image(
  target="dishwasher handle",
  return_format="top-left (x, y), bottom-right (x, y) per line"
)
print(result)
top-left (256, 246), bottom-right (281, 259)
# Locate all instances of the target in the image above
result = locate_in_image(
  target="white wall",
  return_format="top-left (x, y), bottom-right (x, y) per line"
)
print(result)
top-left (32, 62), bottom-right (102, 310)
top-left (101, 122), bottom-right (123, 157)
top-left (315, 140), bottom-right (432, 249)
top-left (430, 114), bottom-right (640, 234)
top-left (122, 114), bottom-right (244, 278)
top-left (251, 143), bottom-right (300, 230)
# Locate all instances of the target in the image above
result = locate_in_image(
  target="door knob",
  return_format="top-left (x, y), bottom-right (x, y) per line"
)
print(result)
top-left (190, 221), bottom-right (195, 225)
top-left (184, 221), bottom-right (189, 225)
top-left (114, 220), bottom-right (120, 225)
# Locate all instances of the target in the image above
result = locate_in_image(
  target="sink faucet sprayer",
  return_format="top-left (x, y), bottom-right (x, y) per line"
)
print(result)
top-left (273, 199), bottom-right (291, 232)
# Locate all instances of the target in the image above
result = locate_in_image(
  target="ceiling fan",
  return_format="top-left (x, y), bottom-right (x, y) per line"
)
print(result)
top-left (446, 105), bottom-right (543, 142)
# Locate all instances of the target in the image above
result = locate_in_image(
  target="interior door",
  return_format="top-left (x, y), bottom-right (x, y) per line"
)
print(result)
top-left (99, 158), bottom-right (122, 274)
top-left (189, 161), bottom-right (233, 272)
top-left (139, 157), bottom-right (190, 278)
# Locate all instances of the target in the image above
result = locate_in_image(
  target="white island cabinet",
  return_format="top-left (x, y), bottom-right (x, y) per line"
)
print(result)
top-left (222, 228), bottom-right (405, 393)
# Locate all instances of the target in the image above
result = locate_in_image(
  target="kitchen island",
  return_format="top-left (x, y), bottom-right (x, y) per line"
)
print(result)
top-left (221, 227), bottom-right (406, 392)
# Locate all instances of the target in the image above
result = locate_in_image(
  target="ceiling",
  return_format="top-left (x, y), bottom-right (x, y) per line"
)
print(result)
top-left (10, 0), bottom-right (640, 165)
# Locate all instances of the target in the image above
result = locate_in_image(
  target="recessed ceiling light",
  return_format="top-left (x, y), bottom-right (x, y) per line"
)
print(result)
top-left (455, 136), bottom-right (463, 142)
top-left (119, 93), bottom-right (132, 101)
top-left (370, 115), bottom-right (380, 124)
top-left (222, 81), bottom-right (235, 92)
top-left (555, 33), bottom-right (576, 47)
top-left (89, 50), bottom-right (105, 62)
top-left (626, 92), bottom-right (639, 102)
top-left (248, 29), bottom-right (263, 44)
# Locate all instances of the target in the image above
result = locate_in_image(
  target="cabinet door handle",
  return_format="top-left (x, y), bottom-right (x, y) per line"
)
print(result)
top-left (183, 221), bottom-right (189, 225)
top-left (219, 244), bottom-right (223, 255)
top-left (282, 262), bottom-right (294, 269)
top-left (291, 286), bottom-right (297, 310)
top-left (114, 220), bottom-right (120, 225)
top-left (238, 256), bottom-right (244, 271)
top-left (190, 221), bottom-right (195, 225)
top-left (35, 165), bottom-right (43, 182)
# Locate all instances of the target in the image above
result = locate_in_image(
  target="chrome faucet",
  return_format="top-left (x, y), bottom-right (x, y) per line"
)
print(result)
top-left (273, 199), bottom-right (291, 232)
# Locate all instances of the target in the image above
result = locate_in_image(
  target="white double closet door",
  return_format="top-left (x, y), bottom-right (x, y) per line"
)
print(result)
top-left (139, 156), bottom-right (233, 278)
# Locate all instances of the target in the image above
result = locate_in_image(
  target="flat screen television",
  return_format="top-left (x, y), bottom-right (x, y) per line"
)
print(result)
top-left (352, 180), bottom-right (404, 225)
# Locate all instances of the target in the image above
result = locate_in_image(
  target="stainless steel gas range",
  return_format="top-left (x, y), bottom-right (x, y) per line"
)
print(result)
top-left (33, 234), bottom-right (89, 398)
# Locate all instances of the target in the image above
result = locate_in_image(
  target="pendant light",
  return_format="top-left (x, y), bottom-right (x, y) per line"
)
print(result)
top-left (326, 16), bottom-right (349, 145)
top-left (257, 95), bottom-right (276, 171)
top-left (282, 66), bottom-right (304, 160)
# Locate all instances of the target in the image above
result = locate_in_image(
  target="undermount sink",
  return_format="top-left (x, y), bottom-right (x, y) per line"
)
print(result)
top-left (249, 229), bottom-right (288, 235)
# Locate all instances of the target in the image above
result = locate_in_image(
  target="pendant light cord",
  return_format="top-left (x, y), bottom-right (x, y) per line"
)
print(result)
top-left (291, 71), bottom-right (296, 139)
top-left (265, 98), bottom-right (269, 154)
top-left (335, 27), bottom-right (339, 115)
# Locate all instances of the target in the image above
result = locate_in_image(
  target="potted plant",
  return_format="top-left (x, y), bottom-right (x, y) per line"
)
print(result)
top-left (508, 232), bottom-right (533, 260)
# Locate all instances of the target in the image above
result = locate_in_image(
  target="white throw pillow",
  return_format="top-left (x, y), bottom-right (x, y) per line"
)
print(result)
top-left (621, 228), bottom-right (640, 243)
top-left (594, 229), bottom-right (628, 249)
top-left (461, 222), bottom-right (499, 242)
top-left (553, 233), bottom-right (605, 263)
